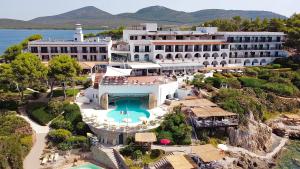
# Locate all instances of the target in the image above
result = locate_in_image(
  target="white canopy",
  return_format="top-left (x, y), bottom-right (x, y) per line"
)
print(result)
top-left (104, 66), bottom-right (132, 77)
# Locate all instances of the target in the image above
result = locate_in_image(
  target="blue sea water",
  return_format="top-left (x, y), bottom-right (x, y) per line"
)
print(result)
top-left (0, 29), bottom-right (101, 54)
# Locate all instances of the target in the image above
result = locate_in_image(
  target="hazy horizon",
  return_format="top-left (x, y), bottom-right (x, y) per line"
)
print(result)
top-left (1, 0), bottom-right (299, 20)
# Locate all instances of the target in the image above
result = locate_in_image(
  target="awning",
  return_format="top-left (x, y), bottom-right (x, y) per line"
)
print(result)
top-left (135, 132), bottom-right (157, 143)
top-left (128, 62), bottom-right (161, 69)
top-left (104, 66), bottom-right (132, 77)
top-left (159, 62), bottom-right (203, 70)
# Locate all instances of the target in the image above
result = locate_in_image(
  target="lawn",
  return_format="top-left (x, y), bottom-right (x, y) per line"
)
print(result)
top-left (48, 88), bottom-right (80, 98)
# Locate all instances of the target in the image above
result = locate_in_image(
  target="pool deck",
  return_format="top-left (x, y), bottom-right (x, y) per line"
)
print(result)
top-left (77, 100), bottom-right (168, 133)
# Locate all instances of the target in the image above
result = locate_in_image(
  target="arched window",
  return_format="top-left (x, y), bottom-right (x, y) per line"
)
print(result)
top-left (203, 61), bottom-right (210, 67)
top-left (134, 54), bottom-right (139, 61)
top-left (185, 53), bottom-right (192, 59)
top-left (212, 53), bottom-right (219, 59)
top-left (203, 53), bottom-right (210, 59)
top-left (155, 54), bottom-right (163, 60)
top-left (194, 53), bottom-right (200, 58)
top-left (144, 54), bottom-right (149, 61)
top-left (166, 54), bottom-right (173, 60)
top-left (175, 53), bottom-right (183, 59)
top-left (212, 61), bottom-right (218, 67)
top-left (221, 53), bottom-right (227, 59)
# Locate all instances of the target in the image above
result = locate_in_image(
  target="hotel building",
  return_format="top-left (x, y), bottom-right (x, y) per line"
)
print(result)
top-left (28, 23), bottom-right (287, 75)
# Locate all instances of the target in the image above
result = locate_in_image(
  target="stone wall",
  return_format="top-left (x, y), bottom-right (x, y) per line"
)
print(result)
top-left (91, 146), bottom-right (118, 169)
top-left (148, 93), bottom-right (157, 109)
top-left (100, 93), bottom-right (108, 110)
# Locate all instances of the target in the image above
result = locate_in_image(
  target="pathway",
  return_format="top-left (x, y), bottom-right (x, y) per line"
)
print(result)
top-left (19, 113), bottom-right (50, 169)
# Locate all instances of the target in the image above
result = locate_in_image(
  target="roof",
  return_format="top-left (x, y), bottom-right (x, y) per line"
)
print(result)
top-left (219, 31), bottom-right (285, 36)
top-left (159, 62), bottom-right (204, 70)
top-left (171, 99), bottom-right (217, 108)
top-left (128, 62), bottom-right (161, 69)
top-left (152, 41), bottom-right (226, 45)
top-left (166, 155), bottom-right (197, 169)
top-left (104, 66), bottom-right (132, 77)
top-left (135, 132), bottom-right (157, 143)
top-left (191, 144), bottom-right (225, 163)
top-left (191, 107), bottom-right (237, 118)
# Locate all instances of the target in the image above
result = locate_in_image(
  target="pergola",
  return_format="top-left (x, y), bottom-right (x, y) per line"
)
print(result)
top-left (166, 155), bottom-right (198, 169)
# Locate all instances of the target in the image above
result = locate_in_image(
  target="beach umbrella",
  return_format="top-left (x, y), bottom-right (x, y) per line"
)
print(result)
top-left (160, 139), bottom-right (171, 145)
top-left (122, 118), bottom-right (132, 123)
top-left (217, 144), bottom-right (228, 151)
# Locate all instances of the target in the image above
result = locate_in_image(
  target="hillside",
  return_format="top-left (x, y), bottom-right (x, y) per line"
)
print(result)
top-left (0, 6), bottom-right (287, 29)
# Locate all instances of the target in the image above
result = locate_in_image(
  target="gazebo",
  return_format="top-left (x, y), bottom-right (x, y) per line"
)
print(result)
top-left (135, 132), bottom-right (157, 150)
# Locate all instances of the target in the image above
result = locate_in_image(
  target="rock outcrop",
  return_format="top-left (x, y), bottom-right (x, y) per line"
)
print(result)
top-left (268, 118), bottom-right (300, 139)
top-left (228, 118), bottom-right (273, 153)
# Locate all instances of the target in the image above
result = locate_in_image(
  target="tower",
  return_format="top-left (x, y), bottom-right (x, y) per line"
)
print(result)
top-left (74, 24), bottom-right (84, 42)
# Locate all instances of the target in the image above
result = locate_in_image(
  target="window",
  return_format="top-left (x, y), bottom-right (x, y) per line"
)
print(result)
top-left (155, 45), bottom-right (163, 50)
top-left (60, 47), bottom-right (68, 53)
top-left (99, 47), bottom-right (107, 53)
top-left (145, 46), bottom-right (150, 52)
top-left (82, 47), bottom-right (88, 53)
top-left (70, 47), bottom-right (78, 53)
top-left (71, 55), bottom-right (77, 60)
top-left (50, 47), bottom-right (58, 53)
top-left (41, 47), bottom-right (48, 53)
top-left (134, 46), bottom-right (139, 52)
top-left (83, 55), bottom-right (87, 61)
top-left (31, 47), bottom-right (38, 53)
top-left (90, 47), bottom-right (97, 53)
top-left (144, 54), bottom-right (149, 61)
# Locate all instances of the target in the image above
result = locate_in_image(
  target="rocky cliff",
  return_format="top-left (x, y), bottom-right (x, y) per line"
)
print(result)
top-left (228, 114), bottom-right (273, 153)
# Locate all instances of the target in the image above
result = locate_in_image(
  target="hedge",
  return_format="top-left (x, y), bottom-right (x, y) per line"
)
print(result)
top-left (238, 77), bottom-right (267, 88)
top-left (27, 103), bottom-right (55, 126)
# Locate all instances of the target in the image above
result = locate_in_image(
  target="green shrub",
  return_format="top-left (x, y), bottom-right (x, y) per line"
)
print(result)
top-left (48, 129), bottom-right (72, 144)
top-left (75, 122), bottom-right (90, 135)
top-left (262, 83), bottom-right (299, 96)
top-left (238, 77), bottom-right (266, 88)
top-left (28, 106), bottom-right (55, 126)
top-left (205, 77), bottom-right (223, 88)
top-left (50, 115), bottom-right (73, 131)
top-left (120, 145), bottom-right (135, 156)
top-left (83, 79), bottom-right (92, 89)
top-left (156, 107), bottom-right (192, 145)
top-left (133, 150), bottom-right (143, 160)
top-left (224, 78), bottom-right (241, 89)
top-left (63, 104), bottom-right (81, 124)
top-left (150, 149), bottom-right (161, 158)
top-left (65, 136), bottom-right (87, 149)
top-left (47, 99), bottom-right (64, 116)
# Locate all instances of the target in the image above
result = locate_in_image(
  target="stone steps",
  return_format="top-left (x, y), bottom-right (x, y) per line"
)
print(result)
top-left (152, 152), bottom-right (174, 169)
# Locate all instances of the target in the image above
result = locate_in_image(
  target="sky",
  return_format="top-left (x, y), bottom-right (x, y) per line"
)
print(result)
top-left (0, 0), bottom-right (299, 20)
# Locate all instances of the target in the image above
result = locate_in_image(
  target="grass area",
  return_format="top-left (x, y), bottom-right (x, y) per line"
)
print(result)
top-left (49, 88), bottom-right (80, 98)
top-left (26, 102), bottom-right (55, 125)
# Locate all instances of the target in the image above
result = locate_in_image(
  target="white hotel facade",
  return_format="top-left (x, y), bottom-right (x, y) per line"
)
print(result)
top-left (28, 23), bottom-right (287, 74)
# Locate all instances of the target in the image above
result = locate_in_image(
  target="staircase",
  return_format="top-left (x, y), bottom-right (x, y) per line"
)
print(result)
top-left (151, 152), bottom-right (174, 169)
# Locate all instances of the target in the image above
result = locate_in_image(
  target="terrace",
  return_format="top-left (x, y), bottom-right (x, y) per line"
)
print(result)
top-left (101, 76), bottom-right (175, 86)
top-left (189, 107), bottom-right (238, 128)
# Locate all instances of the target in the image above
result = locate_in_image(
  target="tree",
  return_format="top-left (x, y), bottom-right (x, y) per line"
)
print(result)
top-left (10, 53), bottom-right (48, 101)
top-left (48, 55), bottom-right (81, 100)
top-left (285, 13), bottom-right (300, 53)
top-left (20, 34), bottom-right (43, 49)
top-left (191, 74), bottom-right (205, 89)
top-left (2, 44), bottom-right (22, 62)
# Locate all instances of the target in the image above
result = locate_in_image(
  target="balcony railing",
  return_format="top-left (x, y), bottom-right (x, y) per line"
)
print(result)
top-left (193, 119), bottom-right (239, 128)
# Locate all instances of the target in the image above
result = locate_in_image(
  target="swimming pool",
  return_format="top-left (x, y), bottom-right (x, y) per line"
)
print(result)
top-left (107, 98), bottom-right (150, 123)
top-left (70, 163), bottom-right (102, 169)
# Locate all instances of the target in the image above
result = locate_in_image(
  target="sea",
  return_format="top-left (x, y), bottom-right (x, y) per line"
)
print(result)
top-left (0, 29), bottom-right (102, 54)
top-left (276, 140), bottom-right (300, 169)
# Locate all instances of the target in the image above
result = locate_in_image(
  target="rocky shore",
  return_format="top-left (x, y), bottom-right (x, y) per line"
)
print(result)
top-left (267, 114), bottom-right (300, 139)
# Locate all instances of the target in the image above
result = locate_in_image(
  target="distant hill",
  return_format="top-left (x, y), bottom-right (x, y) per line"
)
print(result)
top-left (0, 6), bottom-right (287, 29)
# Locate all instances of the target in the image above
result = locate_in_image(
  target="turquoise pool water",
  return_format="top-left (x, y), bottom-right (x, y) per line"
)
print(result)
top-left (107, 98), bottom-right (150, 123)
top-left (70, 163), bottom-right (102, 169)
